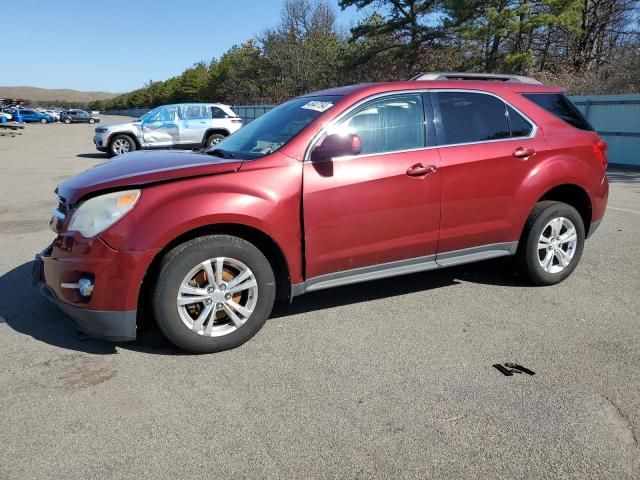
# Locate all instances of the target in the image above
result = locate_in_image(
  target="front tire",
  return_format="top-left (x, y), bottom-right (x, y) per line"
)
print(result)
top-left (89, 118), bottom-right (95, 124)
top-left (40, 118), bottom-right (47, 124)
top-left (63, 118), bottom-right (71, 124)
top-left (108, 134), bottom-right (136, 157)
top-left (153, 235), bottom-right (276, 353)
top-left (516, 201), bottom-right (585, 286)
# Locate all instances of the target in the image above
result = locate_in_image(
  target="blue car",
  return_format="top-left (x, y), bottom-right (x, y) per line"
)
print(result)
top-left (13, 108), bottom-right (53, 123)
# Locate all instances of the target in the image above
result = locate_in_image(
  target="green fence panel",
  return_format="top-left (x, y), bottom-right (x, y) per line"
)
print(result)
top-left (569, 94), bottom-right (640, 167)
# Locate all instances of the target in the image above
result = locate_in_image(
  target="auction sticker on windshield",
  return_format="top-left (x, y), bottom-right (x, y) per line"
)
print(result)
top-left (301, 101), bottom-right (334, 112)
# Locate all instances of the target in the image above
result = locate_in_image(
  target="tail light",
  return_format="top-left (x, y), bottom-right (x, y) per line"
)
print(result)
top-left (593, 139), bottom-right (608, 168)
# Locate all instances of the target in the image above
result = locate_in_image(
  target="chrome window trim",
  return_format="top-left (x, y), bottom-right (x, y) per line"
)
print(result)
top-left (320, 145), bottom-right (437, 162)
top-left (430, 88), bottom-right (537, 145)
top-left (304, 90), bottom-right (430, 162)
top-left (304, 88), bottom-right (538, 162)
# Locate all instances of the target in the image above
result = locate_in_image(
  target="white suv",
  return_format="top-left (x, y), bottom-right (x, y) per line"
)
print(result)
top-left (94, 103), bottom-right (243, 157)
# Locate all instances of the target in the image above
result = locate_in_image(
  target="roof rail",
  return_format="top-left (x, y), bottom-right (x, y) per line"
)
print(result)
top-left (410, 72), bottom-right (542, 84)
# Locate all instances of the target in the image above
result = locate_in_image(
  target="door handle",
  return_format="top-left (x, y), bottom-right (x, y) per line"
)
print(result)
top-left (406, 163), bottom-right (436, 177)
top-left (513, 147), bottom-right (536, 159)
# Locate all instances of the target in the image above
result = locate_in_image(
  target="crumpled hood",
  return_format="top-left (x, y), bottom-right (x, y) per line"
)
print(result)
top-left (58, 150), bottom-right (242, 205)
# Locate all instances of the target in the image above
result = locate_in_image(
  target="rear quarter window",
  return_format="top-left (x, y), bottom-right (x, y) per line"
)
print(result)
top-left (523, 93), bottom-right (593, 131)
top-left (506, 105), bottom-right (533, 137)
top-left (211, 107), bottom-right (227, 119)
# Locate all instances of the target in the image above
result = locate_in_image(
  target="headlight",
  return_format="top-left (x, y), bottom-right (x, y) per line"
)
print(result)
top-left (68, 189), bottom-right (141, 238)
top-left (95, 127), bottom-right (108, 133)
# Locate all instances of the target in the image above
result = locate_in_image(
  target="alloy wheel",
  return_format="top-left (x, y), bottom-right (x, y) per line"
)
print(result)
top-left (176, 257), bottom-right (258, 337)
top-left (537, 217), bottom-right (578, 273)
top-left (112, 138), bottom-right (131, 155)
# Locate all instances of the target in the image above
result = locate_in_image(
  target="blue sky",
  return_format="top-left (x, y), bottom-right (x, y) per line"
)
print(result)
top-left (2, 0), bottom-right (364, 93)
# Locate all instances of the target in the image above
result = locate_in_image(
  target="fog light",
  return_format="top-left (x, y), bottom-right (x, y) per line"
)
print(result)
top-left (61, 277), bottom-right (94, 297)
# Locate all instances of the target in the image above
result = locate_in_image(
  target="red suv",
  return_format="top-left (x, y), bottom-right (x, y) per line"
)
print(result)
top-left (34, 73), bottom-right (609, 353)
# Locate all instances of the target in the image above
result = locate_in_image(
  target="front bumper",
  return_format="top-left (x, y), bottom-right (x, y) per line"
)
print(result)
top-left (94, 135), bottom-right (107, 151)
top-left (33, 253), bottom-right (137, 341)
top-left (33, 235), bottom-right (159, 342)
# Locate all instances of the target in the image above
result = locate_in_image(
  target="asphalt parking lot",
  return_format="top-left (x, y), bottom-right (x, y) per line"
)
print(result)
top-left (1, 118), bottom-right (639, 479)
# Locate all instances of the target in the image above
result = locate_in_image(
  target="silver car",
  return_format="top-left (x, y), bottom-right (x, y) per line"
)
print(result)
top-left (94, 103), bottom-right (243, 157)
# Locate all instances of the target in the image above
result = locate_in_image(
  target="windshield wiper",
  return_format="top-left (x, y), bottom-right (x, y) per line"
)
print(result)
top-left (206, 148), bottom-right (234, 159)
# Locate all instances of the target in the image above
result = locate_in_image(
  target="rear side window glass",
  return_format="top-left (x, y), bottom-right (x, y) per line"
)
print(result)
top-left (181, 104), bottom-right (209, 120)
top-left (337, 94), bottom-right (425, 155)
top-left (523, 93), bottom-right (593, 131)
top-left (434, 92), bottom-right (510, 144)
top-left (507, 105), bottom-right (533, 137)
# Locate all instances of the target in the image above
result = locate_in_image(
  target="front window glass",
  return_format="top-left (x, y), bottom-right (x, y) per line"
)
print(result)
top-left (142, 106), bottom-right (179, 123)
top-left (139, 107), bottom-right (162, 122)
top-left (332, 94), bottom-right (425, 155)
top-left (207, 95), bottom-right (341, 159)
top-left (435, 92), bottom-right (511, 145)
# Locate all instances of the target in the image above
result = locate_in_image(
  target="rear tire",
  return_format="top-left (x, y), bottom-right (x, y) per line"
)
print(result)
top-left (108, 134), bottom-right (136, 157)
top-left (204, 133), bottom-right (225, 148)
top-left (153, 235), bottom-right (276, 353)
top-left (516, 201), bottom-right (585, 286)
top-left (63, 118), bottom-right (71, 124)
top-left (89, 118), bottom-right (95, 124)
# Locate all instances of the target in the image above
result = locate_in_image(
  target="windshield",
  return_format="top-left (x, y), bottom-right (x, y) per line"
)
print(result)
top-left (206, 95), bottom-right (341, 159)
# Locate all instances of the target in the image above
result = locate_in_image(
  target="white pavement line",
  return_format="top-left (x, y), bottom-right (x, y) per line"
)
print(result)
top-left (609, 206), bottom-right (640, 215)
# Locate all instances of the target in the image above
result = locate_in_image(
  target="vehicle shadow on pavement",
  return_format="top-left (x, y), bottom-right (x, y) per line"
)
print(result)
top-left (0, 262), bottom-right (119, 355)
top-left (76, 153), bottom-right (108, 160)
top-left (0, 258), bottom-right (520, 355)
top-left (271, 257), bottom-right (520, 319)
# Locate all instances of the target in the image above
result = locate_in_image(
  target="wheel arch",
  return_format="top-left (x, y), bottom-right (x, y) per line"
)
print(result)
top-left (537, 183), bottom-right (592, 236)
top-left (138, 223), bottom-right (293, 321)
top-left (108, 131), bottom-right (141, 150)
top-left (202, 128), bottom-right (230, 145)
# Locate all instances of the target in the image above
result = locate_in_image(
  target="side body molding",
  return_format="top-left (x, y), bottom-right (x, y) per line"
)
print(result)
top-left (292, 242), bottom-right (518, 296)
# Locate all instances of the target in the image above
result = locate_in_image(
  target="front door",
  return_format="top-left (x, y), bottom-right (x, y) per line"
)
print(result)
top-left (142, 105), bottom-right (180, 146)
top-left (303, 92), bottom-right (442, 280)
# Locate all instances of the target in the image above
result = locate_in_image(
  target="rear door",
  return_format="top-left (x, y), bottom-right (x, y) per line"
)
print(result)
top-left (178, 104), bottom-right (210, 145)
top-left (303, 92), bottom-right (442, 279)
top-left (432, 90), bottom-right (548, 257)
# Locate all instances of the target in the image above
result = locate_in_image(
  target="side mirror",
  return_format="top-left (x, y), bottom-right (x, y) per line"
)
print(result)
top-left (311, 133), bottom-right (361, 162)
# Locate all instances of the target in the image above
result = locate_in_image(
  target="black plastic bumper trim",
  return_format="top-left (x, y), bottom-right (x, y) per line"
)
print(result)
top-left (587, 220), bottom-right (602, 239)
